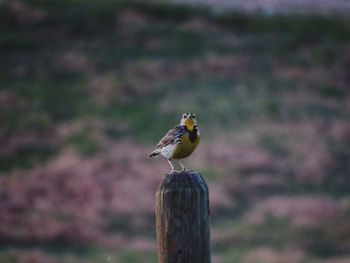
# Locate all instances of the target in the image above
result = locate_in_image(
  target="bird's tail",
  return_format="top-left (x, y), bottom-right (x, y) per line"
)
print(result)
top-left (148, 149), bottom-right (161, 158)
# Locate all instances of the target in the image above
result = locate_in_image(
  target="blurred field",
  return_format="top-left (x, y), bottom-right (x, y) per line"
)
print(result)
top-left (0, 1), bottom-right (350, 262)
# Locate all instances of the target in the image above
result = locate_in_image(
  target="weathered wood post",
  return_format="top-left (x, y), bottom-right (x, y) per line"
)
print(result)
top-left (155, 171), bottom-right (211, 263)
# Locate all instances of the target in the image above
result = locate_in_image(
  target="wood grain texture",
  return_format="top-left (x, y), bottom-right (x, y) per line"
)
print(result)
top-left (155, 171), bottom-right (211, 263)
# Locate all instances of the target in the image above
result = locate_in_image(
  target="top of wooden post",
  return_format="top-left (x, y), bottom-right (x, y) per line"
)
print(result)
top-left (157, 171), bottom-right (209, 193)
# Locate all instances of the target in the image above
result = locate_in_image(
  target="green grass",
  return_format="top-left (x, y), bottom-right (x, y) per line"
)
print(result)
top-left (0, 76), bottom-right (90, 134)
top-left (216, 13), bottom-right (350, 42)
top-left (116, 250), bottom-right (156, 263)
top-left (65, 131), bottom-right (100, 156)
top-left (317, 84), bottom-right (345, 98)
top-left (212, 218), bottom-right (294, 262)
top-left (259, 134), bottom-right (290, 157)
top-left (0, 144), bottom-right (56, 172)
top-left (0, 247), bottom-right (157, 263)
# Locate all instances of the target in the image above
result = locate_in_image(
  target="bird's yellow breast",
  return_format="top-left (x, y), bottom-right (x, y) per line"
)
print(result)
top-left (172, 133), bottom-right (200, 159)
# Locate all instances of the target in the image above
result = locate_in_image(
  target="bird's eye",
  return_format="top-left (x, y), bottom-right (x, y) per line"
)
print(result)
top-left (183, 114), bottom-right (187, 118)
top-left (192, 114), bottom-right (196, 119)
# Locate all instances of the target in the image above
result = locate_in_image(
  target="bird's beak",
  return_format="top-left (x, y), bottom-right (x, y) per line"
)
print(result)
top-left (185, 118), bottom-right (195, 131)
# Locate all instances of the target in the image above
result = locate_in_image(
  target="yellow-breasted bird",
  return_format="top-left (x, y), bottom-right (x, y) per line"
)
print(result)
top-left (148, 113), bottom-right (200, 172)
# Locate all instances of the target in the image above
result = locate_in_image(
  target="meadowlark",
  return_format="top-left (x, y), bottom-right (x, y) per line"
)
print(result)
top-left (148, 113), bottom-right (201, 172)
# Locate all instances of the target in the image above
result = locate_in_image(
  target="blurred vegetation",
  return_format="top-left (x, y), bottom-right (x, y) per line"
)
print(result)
top-left (1, 0), bottom-right (350, 262)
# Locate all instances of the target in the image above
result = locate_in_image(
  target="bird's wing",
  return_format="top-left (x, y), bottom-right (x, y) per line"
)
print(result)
top-left (156, 125), bottom-right (186, 148)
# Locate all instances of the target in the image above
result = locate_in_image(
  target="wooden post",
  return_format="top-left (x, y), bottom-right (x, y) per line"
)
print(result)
top-left (155, 171), bottom-right (211, 263)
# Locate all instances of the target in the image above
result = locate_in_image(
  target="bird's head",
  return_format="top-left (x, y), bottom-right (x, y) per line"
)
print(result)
top-left (180, 112), bottom-right (197, 131)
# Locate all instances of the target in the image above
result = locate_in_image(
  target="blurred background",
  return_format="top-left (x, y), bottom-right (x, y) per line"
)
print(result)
top-left (0, 0), bottom-right (350, 262)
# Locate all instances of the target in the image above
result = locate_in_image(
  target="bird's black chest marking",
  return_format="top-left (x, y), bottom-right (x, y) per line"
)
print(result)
top-left (188, 127), bottom-right (198, 143)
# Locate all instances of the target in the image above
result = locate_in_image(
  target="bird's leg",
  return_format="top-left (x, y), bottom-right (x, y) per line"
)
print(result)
top-left (167, 159), bottom-right (176, 173)
top-left (176, 159), bottom-right (186, 172)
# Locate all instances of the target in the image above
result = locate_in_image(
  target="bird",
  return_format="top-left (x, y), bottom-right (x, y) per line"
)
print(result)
top-left (148, 112), bottom-right (200, 172)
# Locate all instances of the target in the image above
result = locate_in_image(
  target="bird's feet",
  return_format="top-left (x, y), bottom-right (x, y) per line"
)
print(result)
top-left (170, 169), bottom-right (182, 174)
top-left (170, 170), bottom-right (192, 174)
